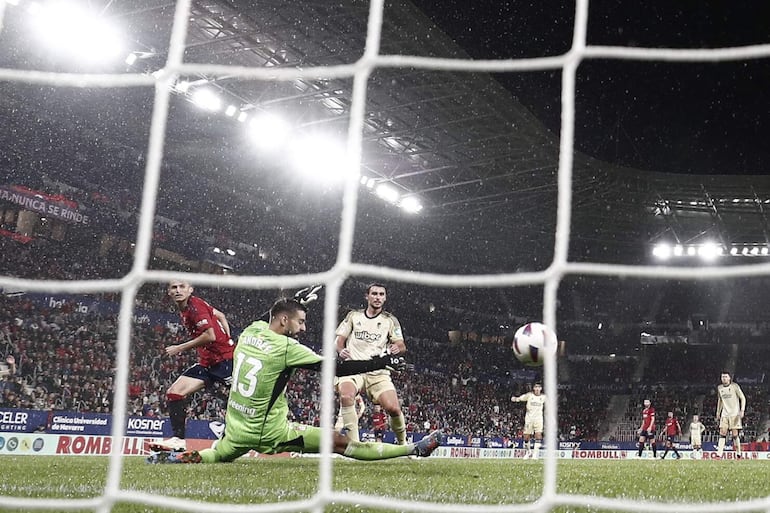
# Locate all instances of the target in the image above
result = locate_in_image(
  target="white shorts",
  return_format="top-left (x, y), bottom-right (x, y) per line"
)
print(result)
top-left (523, 415), bottom-right (543, 435)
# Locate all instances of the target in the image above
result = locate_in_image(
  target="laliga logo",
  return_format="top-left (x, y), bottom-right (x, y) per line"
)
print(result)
top-left (446, 436), bottom-right (465, 446)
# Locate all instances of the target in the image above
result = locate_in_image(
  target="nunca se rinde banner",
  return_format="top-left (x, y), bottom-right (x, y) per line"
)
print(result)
top-left (0, 185), bottom-right (90, 225)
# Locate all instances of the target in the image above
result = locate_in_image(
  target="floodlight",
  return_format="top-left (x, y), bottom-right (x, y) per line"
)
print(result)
top-left (400, 196), bottom-right (423, 214)
top-left (125, 53), bottom-right (138, 65)
top-left (237, 112), bottom-right (248, 123)
top-left (290, 135), bottom-right (354, 181)
top-left (175, 81), bottom-right (191, 93)
top-left (673, 245), bottom-right (684, 257)
top-left (225, 249), bottom-right (236, 256)
top-left (212, 247), bottom-right (222, 254)
top-left (30, 1), bottom-right (123, 63)
top-left (698, 242), bottom-right (719, 261)
top-left (652, 243), bottom-right (671, 260)
top-left (225, 105), bottom-right (237, 117)
top-left (191, 88), bottom-right (222, 112)
top-left (248, 113), bottom-right (291, 151)
top-left (375, 184), bottom-right (400, 204)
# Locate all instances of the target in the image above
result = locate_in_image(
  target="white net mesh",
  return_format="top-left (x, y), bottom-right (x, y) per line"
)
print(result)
top-left (1, 0), bottom-right (770, 511)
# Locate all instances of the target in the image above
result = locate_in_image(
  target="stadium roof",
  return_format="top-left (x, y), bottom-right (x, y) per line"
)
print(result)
top-left (2, 0), bottom-right (770, 273)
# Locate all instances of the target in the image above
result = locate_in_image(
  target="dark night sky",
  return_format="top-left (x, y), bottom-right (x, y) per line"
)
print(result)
top-left (411, 1), bottom-right (770, 176)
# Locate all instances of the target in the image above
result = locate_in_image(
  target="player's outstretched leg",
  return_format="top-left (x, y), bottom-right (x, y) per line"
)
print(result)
top-left (146, 450), bottom-right (202, 464)
top-left (149, 436), bottom-right (186, 452)
top-left (414, 429), bottom-right (444, 457)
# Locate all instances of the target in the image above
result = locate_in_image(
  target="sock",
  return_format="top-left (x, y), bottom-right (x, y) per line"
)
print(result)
top-left (717, 436), bottom-right (726, 456)
top-left (390, 412), bottom-right (406, 444)
top-left (662, 449), bottom-right (668, 459)
top-left (673, 447), bottom-right (680, 458)
top-left (651, 441), bottom-right (656, 457)
top-left (734, 435), bottom-right (742, 455)
top-left (638, 442), bottom-right (644, 457)
top-left (533, 441), bottom-right (542, 456)
top-left (167, 393), bottom-right (187, 439)
top-left (334, 405), bottom-right (344, 431)
top-left (343, 440), bottom-right (411, 460)
top-left (340, 405), bottom-right (359, 442)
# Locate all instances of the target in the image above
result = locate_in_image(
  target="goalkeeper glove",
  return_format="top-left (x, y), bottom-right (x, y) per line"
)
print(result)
top-left (382, 354), bottom-right (407, 373)
top-left (293, 285), bottom-right (322, 306)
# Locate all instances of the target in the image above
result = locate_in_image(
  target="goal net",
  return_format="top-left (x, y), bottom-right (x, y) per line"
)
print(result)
top-left (1, 0), bottom-right (769, 512)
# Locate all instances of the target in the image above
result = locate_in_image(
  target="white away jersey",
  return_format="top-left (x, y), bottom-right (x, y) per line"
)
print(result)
top-left (518, 392), bottom-right (546, 419)
top-left (716, 383), bottom-right (746, 418)
top-left (335, 309), bottom-right (403, 361)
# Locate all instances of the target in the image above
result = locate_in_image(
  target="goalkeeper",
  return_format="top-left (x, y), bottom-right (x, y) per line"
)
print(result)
top-left (148, 297), bottom-right (443, 463)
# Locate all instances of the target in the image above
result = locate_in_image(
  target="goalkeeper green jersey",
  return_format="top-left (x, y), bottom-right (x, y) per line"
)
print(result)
top-left (224, 320), bottom-right (322, 446)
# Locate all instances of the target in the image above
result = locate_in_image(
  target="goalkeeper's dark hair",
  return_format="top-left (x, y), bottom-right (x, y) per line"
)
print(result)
top-left (366, 282), bottom-right (387, 293)
top-left (270, 298), bottom-right (307, 319)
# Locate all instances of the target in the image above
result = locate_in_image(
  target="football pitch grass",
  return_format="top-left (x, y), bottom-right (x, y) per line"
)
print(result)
top-left (1, 456), bottom-right (769, 513)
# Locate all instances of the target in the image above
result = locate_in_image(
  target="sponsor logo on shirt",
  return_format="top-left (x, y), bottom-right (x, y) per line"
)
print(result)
top-left (354, 330), bottom-right (383, 342)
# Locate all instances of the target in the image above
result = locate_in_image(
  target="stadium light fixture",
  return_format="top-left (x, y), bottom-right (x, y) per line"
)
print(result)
top-left (225, 248), bottom-right (236, 256)
top-left (225, 105), bottom-right (237, 117)
top-left (191, 88), bottom-right (222, 112)
top-left (651, 243), bottom-right (671, 260)
top-left (29, 1), bottom-right (123, 63)
top-left (697, 242), bottom-right (720, 261)
top-left (399, 196), bottom-right (423, 214)
top-left (248, 112), bottom-right (291, 152)
top-left (653, 242), bottom-right (738, 260)
top-left (375, 183), bottom-right (400, 204)
top-left (290, 135), bottom-right (353, 182)
top-left (237, 112), bottom-right (248, 123)
top-left (175, 81), bottom-right (191, 93)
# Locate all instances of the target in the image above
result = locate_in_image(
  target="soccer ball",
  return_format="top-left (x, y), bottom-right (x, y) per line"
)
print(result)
top-left (512, 322), bottom-right (558, 366)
